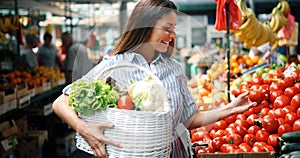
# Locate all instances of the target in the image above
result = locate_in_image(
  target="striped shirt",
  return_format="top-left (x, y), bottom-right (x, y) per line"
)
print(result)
top-left (63, 52), bottom-right (197, 157)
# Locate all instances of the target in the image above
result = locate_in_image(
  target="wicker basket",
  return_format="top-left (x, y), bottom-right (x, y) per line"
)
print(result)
top-left (75, 63), bottom-right (173, 157)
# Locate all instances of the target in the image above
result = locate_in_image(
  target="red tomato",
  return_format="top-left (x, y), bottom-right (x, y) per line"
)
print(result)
top-left (227, 134), bottom-right (243, 145)
top-left (231, 88), bottom-right (241, 97)
top-left (213, 120), bottom-right (228, 130)
top-left (253, 76), bottom-right (264, 85)
top-left (224, 114), bottom-right (237, 124)
top-left (267, 134), bottom-right (280, 147)
top-left (235, 125), bottom-right (248, 138)
top-left (256, 130), bottom-right (270, 142)
top-left (249, 90), bottom-right (265, 103)
top-left (191, 130), bottom-right (209, 142)
top-left (262, 115), bottom-right (279, 133)
top-left (239, 143), bottom-right (252, 152)
top-left (248, 126), bottom-right (261, 135)
top-left (294, 82), bottom-right (300, 89)
top-left (264, 145), bottom-right (275, 152)
top-left (213, 129), bottom-right (226, 139)
top-left (253, 141), bottom-right (268, 147)
top-left (270, 90), bottom-right (284, 103)
top-left (243, 134), bottom-right (256, 146)
top-left (292, 119), bottom-right (300, 131)
top-left (252, 145), bottom-right (267, 152)
top-left (253, 100), bottom-right (269, 113)
top-left (260, 108), bottom-right (270, 118)
top-left (243, 107), bottom-right (255, 117)
top-left (203, 145), bottom-right (215, 153)
top-left (297, 108), bottom-right (300, 118)
top-left (212, 137), bottom-right (227, 150)
top-left (278, 124), bottom-right (293, 136)
top-left (209, 129), bottom-right (217, 139)
top-left (224, 127), bottom-right (237, 136)
top-left (117, 92), bottom-right (133, 110)
top-left (274, 108), bottom-right (284, 118)
top-left (282, 106), bottom-right (297, 115)
top-left (278, 118), bottom-right (286, 125)
top-left (264, 74), bottom-right (273, 85)
top-left (291, 94), bottom-right (300, 109)
top-left (246, 114), bottom-right (259, 126)
top-left (284, 86), bottom-right (300, 99)
top-left (273, 95), bottom-right (290, 109)
top-left (270, 82), bottom-right (281, 91)
top-left (236, 114), bottom-right (246, 120)
top-left (285, 112), bottom-right (297, 125)
top-left (282, 77), bottom-right (295, 89)
top-left (220, 144), bottom-right (238, 153)
top-left (235, 119), bottom-right (250, 129)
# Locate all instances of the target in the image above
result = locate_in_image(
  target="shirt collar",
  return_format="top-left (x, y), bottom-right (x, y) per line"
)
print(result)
top-left (127, 52), bottom-right (167, 64)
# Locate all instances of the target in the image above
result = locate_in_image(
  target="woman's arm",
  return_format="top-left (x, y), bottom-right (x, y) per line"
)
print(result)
top-left (185, 92), bottom-right (256, 130)
top-left (52, 94), bottom-right (121, 158)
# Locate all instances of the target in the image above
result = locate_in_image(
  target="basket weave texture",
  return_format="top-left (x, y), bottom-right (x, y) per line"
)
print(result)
top-left (75, 63), bottom-right (173, 157)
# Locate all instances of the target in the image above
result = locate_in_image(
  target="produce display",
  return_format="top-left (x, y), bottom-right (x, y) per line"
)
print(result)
top-left (190, 63), bottom-right (300, 156)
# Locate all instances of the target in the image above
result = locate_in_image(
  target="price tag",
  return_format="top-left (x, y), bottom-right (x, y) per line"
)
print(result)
top-left (283, 63), bottom-right (296, 77)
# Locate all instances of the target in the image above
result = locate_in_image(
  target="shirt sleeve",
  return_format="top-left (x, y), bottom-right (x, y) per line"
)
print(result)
top-left (179, 74), bottom-right (198, 123)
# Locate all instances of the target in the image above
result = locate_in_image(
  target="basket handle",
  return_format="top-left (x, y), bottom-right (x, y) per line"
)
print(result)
top-left (97, 63), bottom-right (162, 84)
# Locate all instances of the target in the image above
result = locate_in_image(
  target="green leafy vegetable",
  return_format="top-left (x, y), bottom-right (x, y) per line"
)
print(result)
top-left (68, 79), bottom-right (119, 115)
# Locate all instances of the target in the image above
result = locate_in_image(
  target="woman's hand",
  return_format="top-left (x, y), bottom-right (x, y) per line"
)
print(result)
top-left (79, 122), bottom-right (121, 158)
top-left (227, 91), bottom-right (257, 114)
top-left (52, 94), bottom-right (121, 158)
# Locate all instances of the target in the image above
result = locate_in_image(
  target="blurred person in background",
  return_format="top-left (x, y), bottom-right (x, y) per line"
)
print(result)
top-left (38, 32), bottom-right (58, 68)
top-left (61, 31), bottom-right (93, 85)
top-left (20, 34), bottom-right (39, 68)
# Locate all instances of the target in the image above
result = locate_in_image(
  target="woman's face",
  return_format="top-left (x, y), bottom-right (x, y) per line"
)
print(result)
top-left (147, 11), bottom-right (177, 53)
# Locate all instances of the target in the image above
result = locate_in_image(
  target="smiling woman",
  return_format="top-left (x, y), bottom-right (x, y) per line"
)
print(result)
top-left (52, 0), bottom-right (256, 158)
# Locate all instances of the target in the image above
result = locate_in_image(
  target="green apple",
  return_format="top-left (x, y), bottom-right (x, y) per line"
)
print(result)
top-left (256, 67), bottom-right (266, 76)
top-left (243, 73), bottom-right (252, 82)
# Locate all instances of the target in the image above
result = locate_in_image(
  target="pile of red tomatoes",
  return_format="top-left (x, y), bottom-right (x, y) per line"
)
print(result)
top-left (191, 67), bottom-right (300, 154)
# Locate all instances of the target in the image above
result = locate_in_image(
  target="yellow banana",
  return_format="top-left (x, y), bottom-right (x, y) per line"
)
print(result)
top-left (272, 10), bottom-right (288, 33)
top-left (271, 11), bottom-right (282, 33)
top-left (264, 22), bottom-right (278, 44)
top-left (0, 17), bottom-right (9, 33)
top-left (269, 14), bottom-right (277, 31)
top-left (279, 0), bottom-right (290, 16)
top-left (236, 0), bottom-right (248, 16)
top-left (252, 23), bottom-right (269, 47)
top-left (3, 17), bottom-right (11, 28)
top-left (239, 12), bottom-right (256, 31)
top-left (243, 20), bottom-right (260, 42)
top-left (246, 21), bottom-right (263, 44)
top-left (277, 10), bottom-right (288, 26)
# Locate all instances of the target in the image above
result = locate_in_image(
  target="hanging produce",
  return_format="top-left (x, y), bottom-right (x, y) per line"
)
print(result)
top-left (214, 0), bottom-right (242, 31)
top-left (232, 0), bottom-right (278, 49)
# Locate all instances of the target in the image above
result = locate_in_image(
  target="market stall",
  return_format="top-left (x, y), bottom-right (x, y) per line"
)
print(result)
top-left (189, 0), bottom-right (300, 157)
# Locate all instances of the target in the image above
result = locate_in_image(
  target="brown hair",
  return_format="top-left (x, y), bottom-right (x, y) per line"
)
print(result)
top-left (113, 0), bottom-right (177, 56)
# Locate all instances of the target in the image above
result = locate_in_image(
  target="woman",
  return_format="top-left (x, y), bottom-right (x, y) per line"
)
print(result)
top-left (52, 0), bottom-right (256, 157)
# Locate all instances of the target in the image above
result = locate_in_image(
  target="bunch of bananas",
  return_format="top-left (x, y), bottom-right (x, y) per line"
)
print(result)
top-left (278, 0), bottom-right (290, 16)
top-left (270, 7), bottom-right (288, 33)
top-left (0, 15), bottom-right (20, 41)
top-left (233, 0), bottom-right (278, 48)
top-left (0, 15), bottom-right (20, 33)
